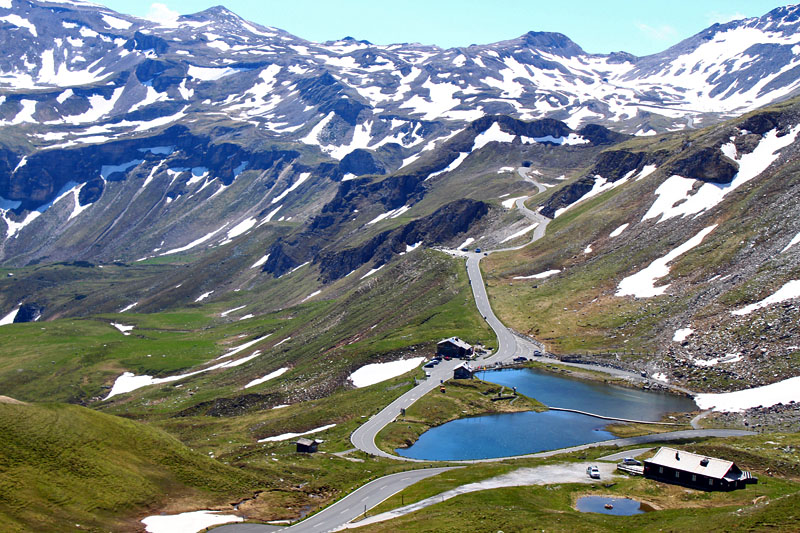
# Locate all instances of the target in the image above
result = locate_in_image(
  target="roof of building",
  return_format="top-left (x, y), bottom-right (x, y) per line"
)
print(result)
top-left (438, 336), bottom-right (472, 350)
top-left (646, 447), bottom-right (738, 480)
top-left (295, 438), bottom-right (318, 446)
top-left (454, 362), bottom-right (474, 372)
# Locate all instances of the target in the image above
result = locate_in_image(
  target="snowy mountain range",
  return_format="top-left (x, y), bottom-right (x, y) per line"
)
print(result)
top-left (0, 1), bottom-right (799, 267)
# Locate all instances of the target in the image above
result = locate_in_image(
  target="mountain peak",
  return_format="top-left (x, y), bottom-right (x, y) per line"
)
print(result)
top-left (192, 5), bottom-right (241, 21)
top-left (763, 3), bottom-right (800, 24)
top-left (518, 31), bottom-right (585, 56)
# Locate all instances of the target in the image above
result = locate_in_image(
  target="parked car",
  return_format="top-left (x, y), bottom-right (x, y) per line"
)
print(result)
top-left (513, 356), bottom-right (528, 363)
top-left (444, 356), bottom-right (452, 360)
top-left (621, 457), bottom-right (642, 466)
top-left (424, 362), bottom-right (435, 368)
top-left (533, 350), bottom-right (542, 356)
top-left (586, 466), bottom-right (601, 479)
top-left (431, 359), bottom-right (440, 365)
top-left (475, 248), bottom-right (481, 253)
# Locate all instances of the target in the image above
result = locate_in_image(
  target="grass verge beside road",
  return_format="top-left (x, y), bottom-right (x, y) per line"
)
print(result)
top-left (375, 379), bottom-right (545, 454)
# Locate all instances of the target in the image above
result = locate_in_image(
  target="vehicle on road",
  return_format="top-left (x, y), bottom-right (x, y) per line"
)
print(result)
top-left (587, 466), bottom-right (601, 479)
top-left (621, 457), bottom-right (642, 466)
top-left (424, 362), bottom-right (435, 368)
top-left (431, 359), bottom-right (440, 365)
top-left (444, 356), bottom-right (452, 360)
top-left (513, 356), bottom-right (528, 363)
top-left (533, 350), bottom-right (542, 356)
top-left (475, 248), bottom-right (481, 253)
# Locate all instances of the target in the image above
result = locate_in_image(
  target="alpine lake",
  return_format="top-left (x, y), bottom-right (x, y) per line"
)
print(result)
top-left (396, 367), bottom-right (697, 461)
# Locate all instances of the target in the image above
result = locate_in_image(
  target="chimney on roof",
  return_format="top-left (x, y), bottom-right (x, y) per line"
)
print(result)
top-left (675, 451), bottom-right (680, 460)
top-left (700, 458), bottom-right (709, 467)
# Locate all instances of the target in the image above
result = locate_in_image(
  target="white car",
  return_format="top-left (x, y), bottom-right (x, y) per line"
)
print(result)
top-left (586, 466), bottom-right (601, 479)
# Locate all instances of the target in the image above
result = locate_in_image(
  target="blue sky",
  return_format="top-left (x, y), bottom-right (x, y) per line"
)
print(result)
top-left (95, 1), bottom-right (789, 56)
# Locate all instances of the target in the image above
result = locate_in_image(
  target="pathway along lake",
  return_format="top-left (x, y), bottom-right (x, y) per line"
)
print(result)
top-left (395, 368), bottom-right (697, 461)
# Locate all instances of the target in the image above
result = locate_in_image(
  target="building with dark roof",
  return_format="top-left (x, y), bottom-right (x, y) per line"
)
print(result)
top-left (644, 447), bottom-right (757, 491)
top-left (453, 362), bottom-right (474, 379)
top-left (295, 438), bottom-right (320, 453)
top-left (437, 337), bottom-right (473, 359)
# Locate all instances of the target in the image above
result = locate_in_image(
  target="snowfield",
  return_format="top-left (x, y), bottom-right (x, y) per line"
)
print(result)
top-left (609, 223), bottom-right (629, 238)
top-left (513, 269), bottom-right (560, 280)
top-left (258, 423), bottom-right (337, 443)
top-left (616, 225), bottom-right (717, 298)
top-left (349, 357), bottom-right (425, 388)
top-left (500, 223), bottom-right (538, 244)
top-left (731, 280), bottom-right (800, 316)
top-left (105, 336), bottom-right (270, 399)
top-left (142, 510), bottom-right (243, 533)
top-left (244, 367), bottom-right (289, 389)
top-left (0, 306), bottom-right (20, 326)
top-left (672, 327), bottom-right (694, 342)
top-left (695, 375), bottom-right (800, 412)
top-left (643, 127), bottom-right (800, 223)
top-left (501, 196), bottom-right (527, 209)
top-left (111, 322), bottom-right (134, 335)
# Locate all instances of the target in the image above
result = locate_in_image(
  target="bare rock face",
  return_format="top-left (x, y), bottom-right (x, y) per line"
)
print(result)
top-left (670, 147), bottom-right (739, 184)
top-left (13, 303), bottom-right (43, 323)
top-left (263, 199), bottom-right (489, 280)
top-left (340, 149), bottom-right (385, 176)
top-left (315, 198), bottom-right (490, 282)
top-left (539, 149), bottom-right (665, 218)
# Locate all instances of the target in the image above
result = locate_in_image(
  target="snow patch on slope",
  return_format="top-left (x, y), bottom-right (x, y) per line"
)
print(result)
top-left (349, 357), bottom-right (425, 388)
top-left (616, 225), bottom-right (717, 298)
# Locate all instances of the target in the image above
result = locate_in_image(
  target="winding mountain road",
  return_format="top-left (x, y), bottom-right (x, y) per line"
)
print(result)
top-left (212, 169), bottom-right (752, 533)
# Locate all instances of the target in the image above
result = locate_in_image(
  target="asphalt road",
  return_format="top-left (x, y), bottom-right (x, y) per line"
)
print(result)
top-left (213, 467), bottom-right (458, 533)
top-left (350, 358), bottom-right (463, 461)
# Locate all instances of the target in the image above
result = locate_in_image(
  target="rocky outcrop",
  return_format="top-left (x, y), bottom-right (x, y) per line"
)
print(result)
top-left (540, 175), bottom-right (598, 218)
top-left (738, 110), bottom-right (783, 135)
top-left (593, 150), bottom-right (649, 181)
top-left (540, 148), bottom-right (667, 218)
top-left (578, 124), bottom-right (630, 145)
top-left (261, 239), bottom-right (311, 278)
top-left (0, 126), bottom-right (300, 210)
top-left (175, 392), bottom-right (283, 417)
top-left (13, 303), bottom-right (43, 323)
top-left (340, 149), bottom-right (385, 176)
top-left (135, 58), bottom-right (188, 92)
top-left (669, 147), bottom-right (739, 184)
top-left (315, 199), bottom-right (489, 282)
top-left (124, 31), bottom-right (169, 55)
top-left (471, 115), bottom-right (574, 141)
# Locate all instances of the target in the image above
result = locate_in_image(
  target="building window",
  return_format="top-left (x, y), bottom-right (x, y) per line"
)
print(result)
top-left (692, 475), bottom-right (696, 482)
top-left (675, 471), bottom-right (680, 478)
top-left (659, 467), bottom-right (663, 474)
top-left (709, 478), bottom-right (714, 486)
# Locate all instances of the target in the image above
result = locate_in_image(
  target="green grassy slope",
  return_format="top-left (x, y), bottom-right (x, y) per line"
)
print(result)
top-left (0, 249), bottom-right (491, 407)
top-left (0, 401), bottom-right (261, 532)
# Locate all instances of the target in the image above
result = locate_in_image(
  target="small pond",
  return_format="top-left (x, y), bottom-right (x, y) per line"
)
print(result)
top-left (395, 409), bottom-right (614, 461)
top-left (480, 367), bottom-right (697, 421)
top-left (575, 495), bottom-right (653, 515)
